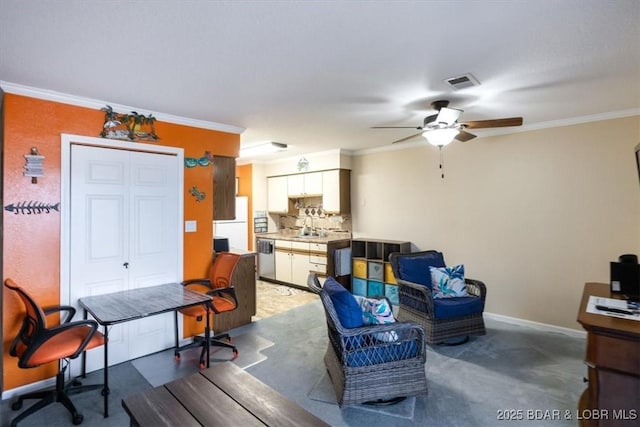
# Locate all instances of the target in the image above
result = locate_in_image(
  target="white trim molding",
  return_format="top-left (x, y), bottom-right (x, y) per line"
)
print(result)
top-left (0, 81), bottom-right (246, 135)
top-left (484, 311), bottom-right (586, 339)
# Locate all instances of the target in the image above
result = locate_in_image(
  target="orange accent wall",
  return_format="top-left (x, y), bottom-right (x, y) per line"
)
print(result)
top-left (1, 94), bottom-right (239, 391)
top-left (236, 164), bottom-right (254, 250)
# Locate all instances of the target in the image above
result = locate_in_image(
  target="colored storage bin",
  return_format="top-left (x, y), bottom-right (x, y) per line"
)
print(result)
top-left (353, 259), bottom-right (367, 279)
top-left (367, 261), bottom-right (383, 281)
top-left (367, 280), bottom-right (384, 297)
top-left (384, 263), bottom-right (397, 284)
top-left (352, 278), bottom-right (367, 296)
top-left (384, 284), bottom-right (399, 305)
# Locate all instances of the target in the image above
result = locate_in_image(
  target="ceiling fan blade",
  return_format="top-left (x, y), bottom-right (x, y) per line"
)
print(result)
top-left (455, 130), bottom-right (476, 142)
top-left (391, 132), bottom-right (424, 144)
top-left (435, 107), bottom-right (463, 125)
top-left (372, 126), bottom-right (423, 129)
top-left (462, 117), bottom-right (523, 129)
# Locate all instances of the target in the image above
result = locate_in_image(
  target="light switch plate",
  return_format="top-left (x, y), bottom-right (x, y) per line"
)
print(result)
top-left (185, 220), bottom-right (197, 232)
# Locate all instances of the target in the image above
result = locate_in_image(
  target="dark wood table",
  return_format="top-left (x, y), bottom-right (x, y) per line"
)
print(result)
top-left (576, 282), bottom-right (640, 426)
top-left (122, 362), bottom-right (330, 427)
top-left (79, 283), bottom-right (212, 418)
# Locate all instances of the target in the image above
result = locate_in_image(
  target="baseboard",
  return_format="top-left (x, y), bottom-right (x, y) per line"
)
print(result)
top-left (484, 312), bottom-right (586, 339)
top-left (2, 377), bottom-right (56, 401)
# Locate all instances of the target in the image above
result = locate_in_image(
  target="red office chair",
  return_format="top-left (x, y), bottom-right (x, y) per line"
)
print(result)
top-left (4, 278), bottom-right (105, 426)
top-left (174, 252), bottom-right (241, 368)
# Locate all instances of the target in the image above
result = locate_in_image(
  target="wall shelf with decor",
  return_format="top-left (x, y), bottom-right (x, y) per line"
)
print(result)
top-left (351, 238), bottom-right (411, 304)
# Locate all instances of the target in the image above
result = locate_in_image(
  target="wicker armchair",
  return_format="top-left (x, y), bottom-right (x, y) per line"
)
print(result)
top-left (308, 274), bottom-right (427, 407)
top-left (389, 250), bottom-right (487, 345)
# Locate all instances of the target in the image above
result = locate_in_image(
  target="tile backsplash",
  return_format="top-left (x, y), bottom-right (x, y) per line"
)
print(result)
top-left (270, 196), bottom-right (352, 234)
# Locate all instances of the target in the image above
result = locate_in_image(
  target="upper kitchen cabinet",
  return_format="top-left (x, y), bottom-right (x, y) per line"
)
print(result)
top-left (287, 171), bottom-right (322, 197)
top-left (322, 169), bottom-right (350, 213)
top-left (267, 175), bottom-right (290, 213)
top-left (267, 169), bottom-right (350, 214)
top-left (213, 156), bottom-right (236, 220)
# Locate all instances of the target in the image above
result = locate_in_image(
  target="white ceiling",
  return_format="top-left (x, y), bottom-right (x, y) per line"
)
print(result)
top-left (1, 1), bottom-right (639, 162)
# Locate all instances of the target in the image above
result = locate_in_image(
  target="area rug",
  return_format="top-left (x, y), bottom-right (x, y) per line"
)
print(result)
top-left (253, 280), bottom-right (319, 320)
top-left (307, 371), bottom-right (416, 420)
top-left (131, 332), bottom-right (274, 387)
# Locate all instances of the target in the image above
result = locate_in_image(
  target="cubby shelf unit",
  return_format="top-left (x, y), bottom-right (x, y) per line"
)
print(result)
top-left (351, 238), bottom-right (411, 304)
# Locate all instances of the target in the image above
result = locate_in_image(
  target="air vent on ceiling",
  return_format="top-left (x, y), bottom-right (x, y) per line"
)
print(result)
top-left (444, 73), bottom-right (480, 90)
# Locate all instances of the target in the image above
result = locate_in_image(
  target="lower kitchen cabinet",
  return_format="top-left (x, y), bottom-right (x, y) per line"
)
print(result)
top-left (271, 238), bottom-right (350, 289)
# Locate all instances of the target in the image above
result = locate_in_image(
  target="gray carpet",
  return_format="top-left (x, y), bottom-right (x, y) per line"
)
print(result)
top-left (1, 300), bottom-right (587, 427)
top-left (0, 362), bottom-right (152, 427)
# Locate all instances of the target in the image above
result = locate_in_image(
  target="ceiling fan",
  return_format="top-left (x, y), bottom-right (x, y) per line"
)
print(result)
top-left (373, 100), bottom-right (523, 145)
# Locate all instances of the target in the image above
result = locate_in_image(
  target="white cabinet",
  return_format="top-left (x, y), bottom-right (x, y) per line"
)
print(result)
top-left (274, 239), bottom-right (314, 286)
top-left (274, 240), bottom-right (292, 283)
top-left (287, 172), bottom-right (322, 197)
top-left (267, 176), bottom-right (289, 213)
top-left (267, 169), bottom-right (350, 214)
top-left (322, 169), bottom-right (350, 213)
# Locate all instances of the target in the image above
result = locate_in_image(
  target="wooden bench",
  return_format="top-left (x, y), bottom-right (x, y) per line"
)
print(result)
top-left (122, 362), bottom-right (329, 427)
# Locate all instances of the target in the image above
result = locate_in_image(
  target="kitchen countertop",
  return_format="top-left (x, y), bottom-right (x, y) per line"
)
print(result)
top-left (255, 232), bottom-right (351, 244)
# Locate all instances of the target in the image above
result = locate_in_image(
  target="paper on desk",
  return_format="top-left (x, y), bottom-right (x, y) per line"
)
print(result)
top-left (586, 295), bottom-right (640, 321)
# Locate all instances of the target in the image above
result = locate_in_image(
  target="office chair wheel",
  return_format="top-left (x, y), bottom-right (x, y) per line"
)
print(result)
top-left (199, 360), bottom-right (206, 369)
top-left (71, 378), bottom-right (83, 386)
top-left (174, 351), bottom-right (181, 361)
top-left (11, 399), bottom-right (22, 410)
top-left (72, 413), bottom-right (84, 425)
top-left (232, 349), bottom-right (239, 360)
top-left (101, 387), bottom-right (110, 396)
top-left (226, 336), bottom-right (233, 343)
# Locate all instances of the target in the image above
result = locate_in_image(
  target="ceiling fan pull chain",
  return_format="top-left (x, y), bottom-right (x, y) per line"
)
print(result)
top-left (439, 146), bottom-right (445, 179)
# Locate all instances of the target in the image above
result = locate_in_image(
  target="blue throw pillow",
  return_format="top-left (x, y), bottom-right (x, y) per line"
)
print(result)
top-left (323, 277), bottom-right (364, 329)
top-left (397, 252), bottom-right (446, 288)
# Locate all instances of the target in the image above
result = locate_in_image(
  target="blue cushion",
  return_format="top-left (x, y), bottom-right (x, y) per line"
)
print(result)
top-left (396, 252), bottom-right (446, 288)
top-left (323, 277), bottom-right (364, 329)
top-left (433, 296), bottom-right (484, 320)
top-left (345, 340), bottom-right (419, 367)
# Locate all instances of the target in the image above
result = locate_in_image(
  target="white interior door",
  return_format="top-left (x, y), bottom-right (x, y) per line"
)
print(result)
top-left (69, 143), bottom-right (181, 371)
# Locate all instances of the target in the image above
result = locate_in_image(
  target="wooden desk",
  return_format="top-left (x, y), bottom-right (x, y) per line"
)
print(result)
top-left (122, 362), bottom-right (329, 427)
top-left (577, 283), bottom-right (640, 426)
top-left (79, 283), bottom-right (212, 418)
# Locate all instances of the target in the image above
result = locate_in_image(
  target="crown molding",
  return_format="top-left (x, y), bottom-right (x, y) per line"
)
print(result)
top-left (0, 81), bottom-right (245, 135)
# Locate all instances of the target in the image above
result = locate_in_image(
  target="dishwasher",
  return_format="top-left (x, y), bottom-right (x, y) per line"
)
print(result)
top-left (257, 238), bottom-right (275, 280)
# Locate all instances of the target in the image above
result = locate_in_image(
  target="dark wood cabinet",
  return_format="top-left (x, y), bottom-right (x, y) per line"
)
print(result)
top-left (213, 155), bottom-right (236, 220)
top-left (577, 283), bottom-right (640, 426)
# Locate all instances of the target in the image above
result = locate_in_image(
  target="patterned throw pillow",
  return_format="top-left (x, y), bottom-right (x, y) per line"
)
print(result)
top-left (353, 296), bottom-right (398, 342)
top-left (429, 265), bottom-right (468, 298)
top-left (354, 296), bottom-right (396, 325)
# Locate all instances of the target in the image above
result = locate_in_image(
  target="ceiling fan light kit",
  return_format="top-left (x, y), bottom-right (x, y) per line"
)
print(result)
top-left (423, 128), bottom-right (459, 147)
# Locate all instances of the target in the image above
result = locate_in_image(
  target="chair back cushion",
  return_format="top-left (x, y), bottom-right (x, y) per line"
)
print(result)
top-left (322, 277), bottom-right (364, 329)
top-left (209, 252), bottom-right (241, 289)
top-left (394, 251), bottom-right (446, 288)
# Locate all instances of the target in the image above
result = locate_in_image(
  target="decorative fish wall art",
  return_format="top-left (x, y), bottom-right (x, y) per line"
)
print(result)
top-left (189, 186), bottom-right (206, 202)
top-left (4, 201), bottom-right (60, 215)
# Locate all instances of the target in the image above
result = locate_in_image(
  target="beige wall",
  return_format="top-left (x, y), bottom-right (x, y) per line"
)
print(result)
top-left (350, 116), bottom-right (640, 330)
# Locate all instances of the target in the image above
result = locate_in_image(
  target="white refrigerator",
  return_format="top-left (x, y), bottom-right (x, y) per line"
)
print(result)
top-left (213, 196), bottom-right (249, 251)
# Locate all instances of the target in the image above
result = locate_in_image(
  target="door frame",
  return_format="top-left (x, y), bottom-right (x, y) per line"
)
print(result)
top-left (60, 134), bottom-right (184, 306)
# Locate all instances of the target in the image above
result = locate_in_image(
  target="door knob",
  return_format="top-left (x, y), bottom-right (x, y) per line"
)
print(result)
top-left (123, 262), bottom-right (129, 269)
